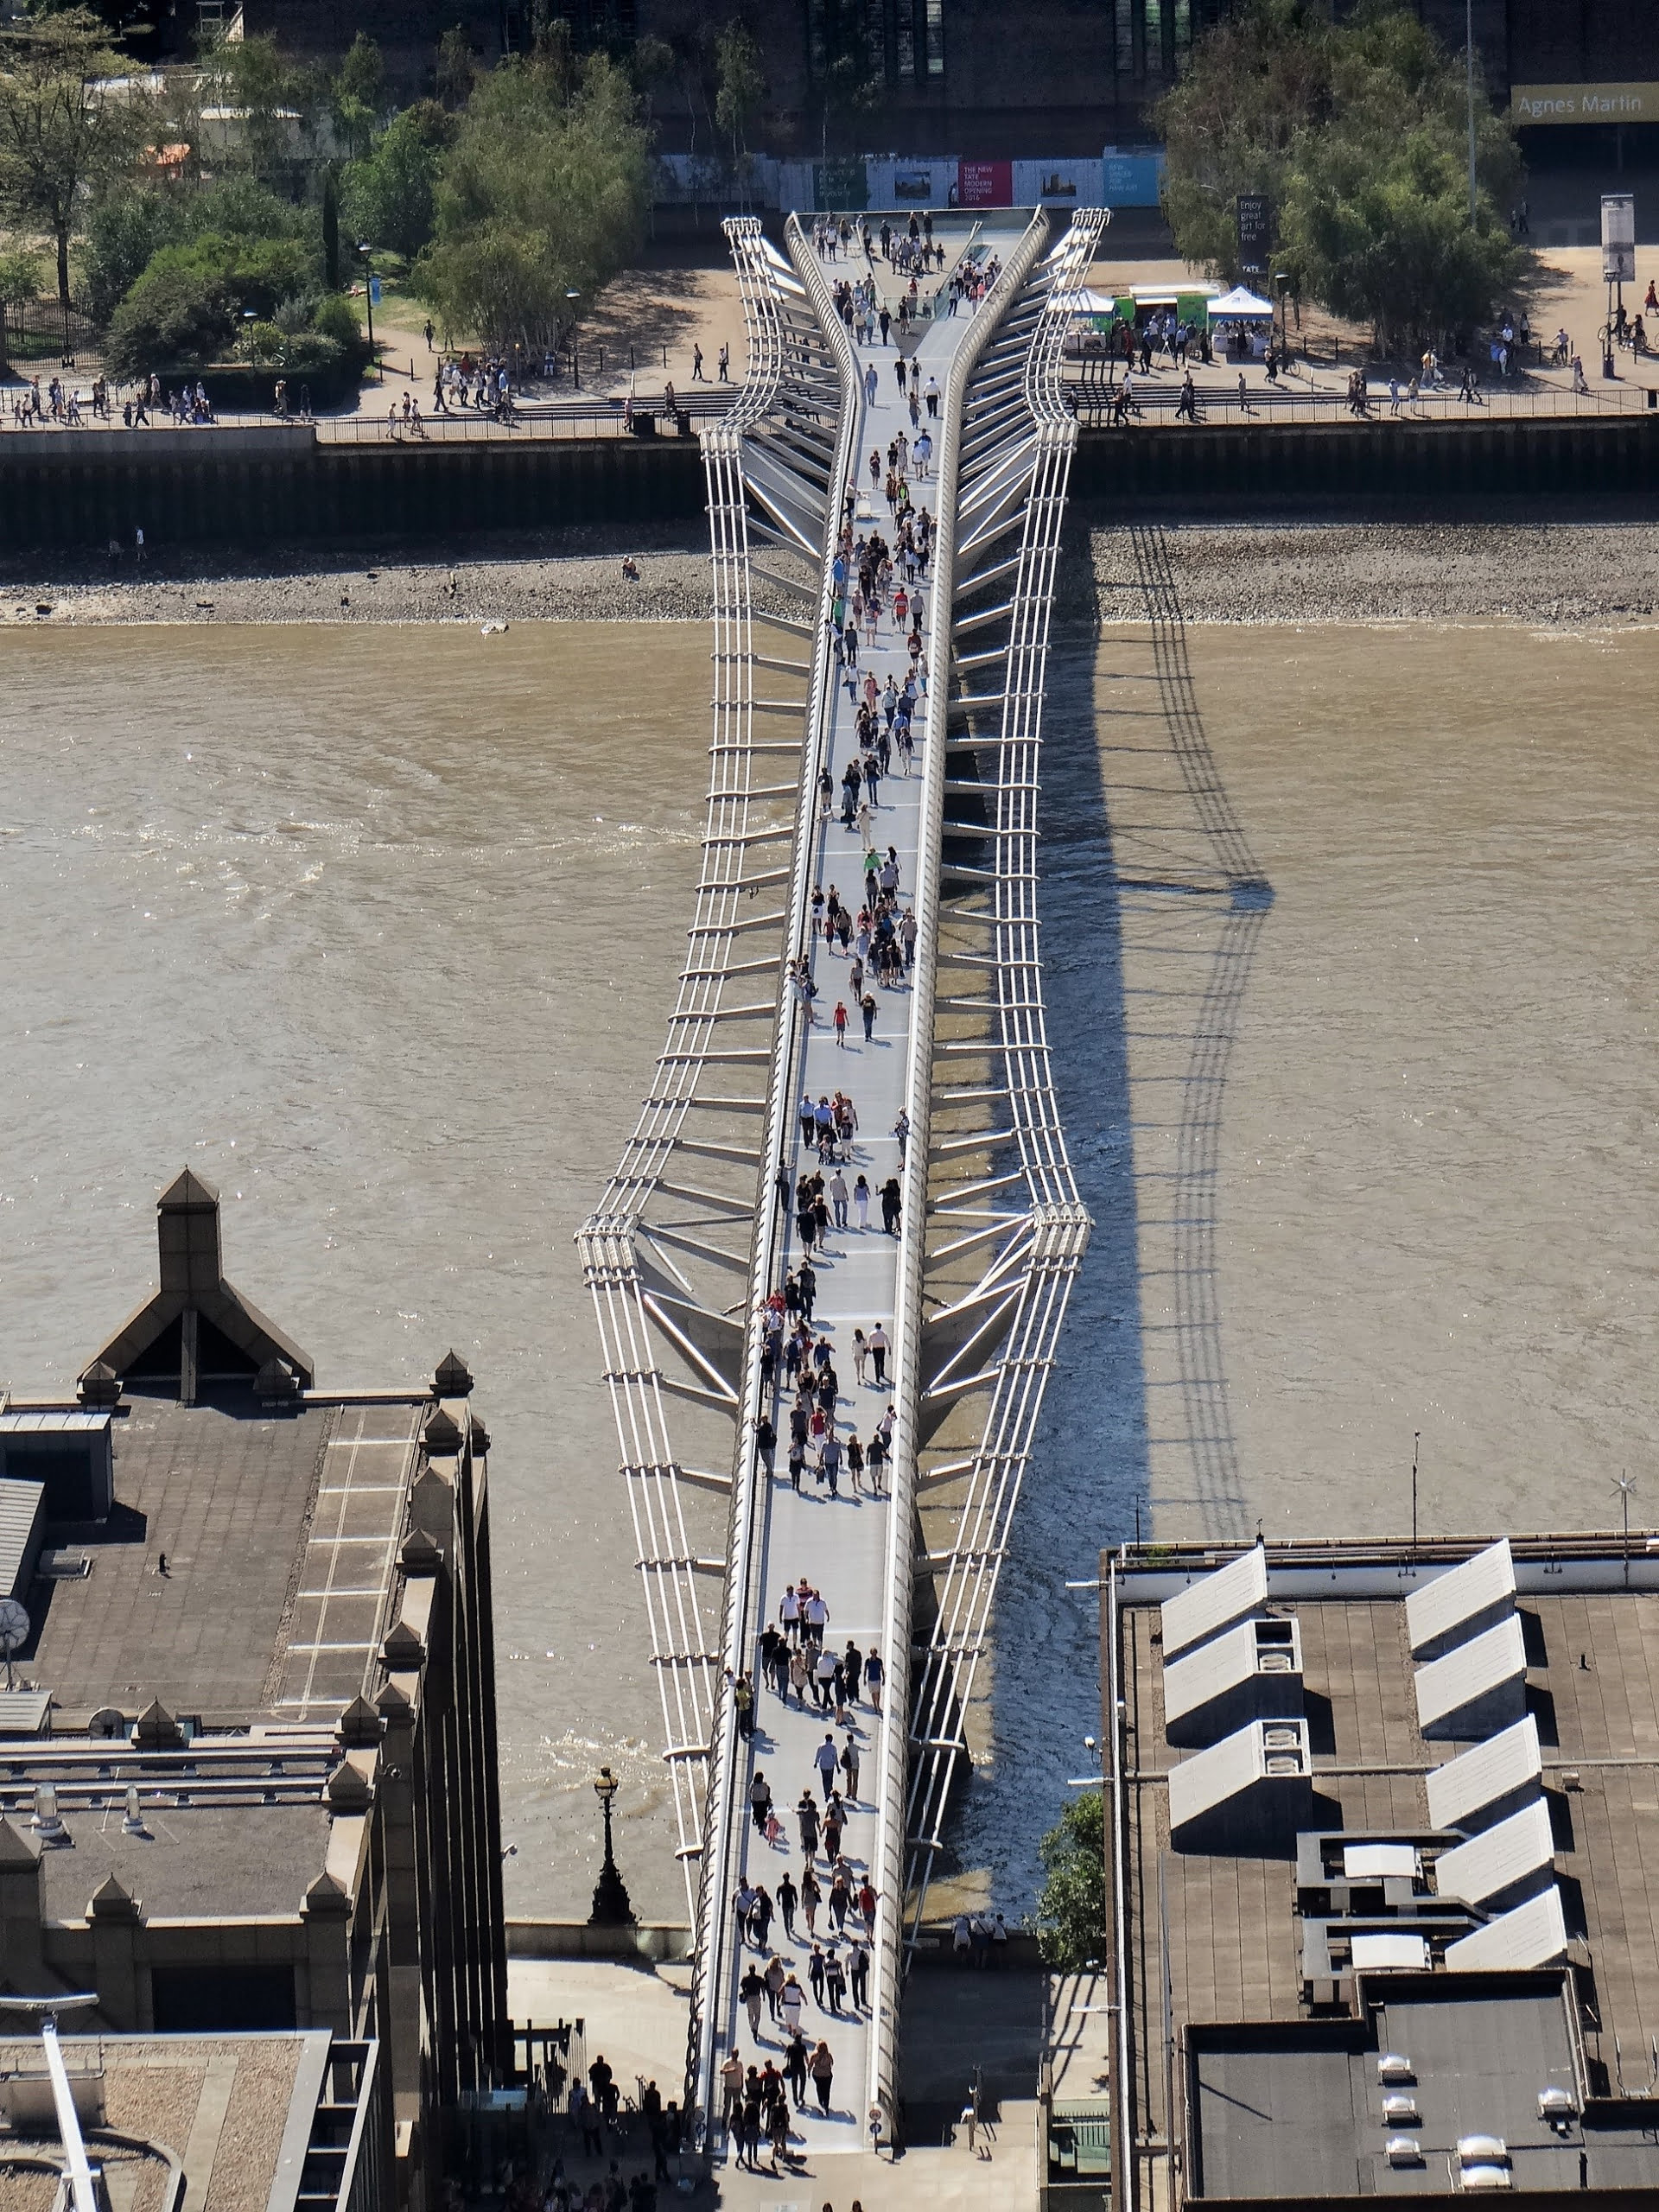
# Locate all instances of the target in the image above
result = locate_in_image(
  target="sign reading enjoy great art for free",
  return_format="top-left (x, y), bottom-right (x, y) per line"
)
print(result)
top-left (1513, 82), bottom-right (1659, 124)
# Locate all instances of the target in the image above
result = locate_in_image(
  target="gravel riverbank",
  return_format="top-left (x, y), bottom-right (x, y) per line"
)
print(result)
top-left (0, 521), bottom-right (717, 626)
top-left (1084, 516), bottom-right (1659, 627)
top-left (6, 513), bottom-right (1659, 629)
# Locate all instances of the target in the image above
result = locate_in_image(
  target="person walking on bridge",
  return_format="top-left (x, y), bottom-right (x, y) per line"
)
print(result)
top-left (798, 1790), bottom-right (820, 1857)
top-left (868, 1323), bottom-right (889, 1387)
top-left (810, 2040), bottom-right (835, 2114)
top-left (815, 1732), bottom-right (840, 1800)
top-left (840, 1732), bottom-right (861, 1801)
top-left (880, 1174), bottom-right (902, 1234)
top-left (830, 1168), bottom-right (849, 1229)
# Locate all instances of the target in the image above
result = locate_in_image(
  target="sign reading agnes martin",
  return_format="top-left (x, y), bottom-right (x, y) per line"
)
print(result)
top-left (1514, 81), bottom-right (1659, 124)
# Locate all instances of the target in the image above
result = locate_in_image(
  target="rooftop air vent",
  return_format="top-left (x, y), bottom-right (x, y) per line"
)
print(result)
top-left (30, 1783), bottom-right (68, 1846)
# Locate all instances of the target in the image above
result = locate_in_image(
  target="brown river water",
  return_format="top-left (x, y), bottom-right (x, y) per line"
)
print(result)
top-left (3, 613), bottom-right (1656, 1922)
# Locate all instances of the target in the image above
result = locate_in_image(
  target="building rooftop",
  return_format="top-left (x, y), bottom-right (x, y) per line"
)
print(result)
top-left (1107, 1536), bottom-right (1659, 2205)
top-left (0, 2027), bottom-right (367, 2212)
top-left (18, 1394), bottom-right (421, 1730)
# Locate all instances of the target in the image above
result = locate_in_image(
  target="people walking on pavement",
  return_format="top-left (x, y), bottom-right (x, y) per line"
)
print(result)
top-left (841, 1732), bottom-right (861, 1800)
top-left (815, 1732), bottom-right (840, 1800)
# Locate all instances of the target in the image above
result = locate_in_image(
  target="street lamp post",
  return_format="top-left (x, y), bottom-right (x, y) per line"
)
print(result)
top-left (588, 1766), bottom-right (635, 1927)
top-left (358, 242), bottom-right (376, 372)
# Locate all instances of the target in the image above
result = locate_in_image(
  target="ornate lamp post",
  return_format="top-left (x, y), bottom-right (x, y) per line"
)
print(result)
top-left (588, 1766), bottom-right (635, 1927)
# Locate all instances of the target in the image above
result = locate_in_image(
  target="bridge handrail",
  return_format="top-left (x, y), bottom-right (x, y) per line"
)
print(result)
top-left (687, 210), bottom-right (866, 2142)
top-left (864, 205), bottom-right (1058, 2128)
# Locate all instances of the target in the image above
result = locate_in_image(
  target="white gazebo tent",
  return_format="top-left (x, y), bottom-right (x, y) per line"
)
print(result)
top-left (1205, 285), bottom-right (1274, 321)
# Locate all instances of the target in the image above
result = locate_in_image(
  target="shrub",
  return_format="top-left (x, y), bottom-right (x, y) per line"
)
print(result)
top-left (105, 262), bottom-right (233, 377)
top-left (310, 290), bottom-right (359, 346)
top-left (82, 188), bottom-right (186, 327)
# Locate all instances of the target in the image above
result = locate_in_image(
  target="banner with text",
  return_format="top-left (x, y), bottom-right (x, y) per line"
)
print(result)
top-left (1513, 82), bottom-right (1659, 125)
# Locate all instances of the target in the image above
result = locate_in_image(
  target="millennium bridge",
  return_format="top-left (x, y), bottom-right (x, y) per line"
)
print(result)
top-left (579, 199), bottom-right (1103, 2157)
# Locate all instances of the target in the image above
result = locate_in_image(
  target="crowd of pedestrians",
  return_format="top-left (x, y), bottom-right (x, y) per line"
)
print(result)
top-left (719, 209), bottom-right (985, 2180)
top-left (719, 1567), bottom-right (889, 2172)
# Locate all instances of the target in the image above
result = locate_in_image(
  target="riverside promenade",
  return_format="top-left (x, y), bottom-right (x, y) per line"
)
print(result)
top-left (581, 204), bottom-right (1097, 2171)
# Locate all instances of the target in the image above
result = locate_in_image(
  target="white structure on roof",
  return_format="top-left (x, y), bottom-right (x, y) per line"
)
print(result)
top-left (1426, 1715), bottom-right (1543, 1834)
top-left (1351, 1932), bottom-right (1429, 1972)
top-left (0, 1479), bottom-right (46, 1605)
top-left (1344, 1841), bottom-right (1418, 1880)
top-left (1434, 1797), bottom-right (1554, 1908)
top-left (1167, 1716), bottom-right (1311, 1852)
top-left (1444, 1883), bottom-right (1568, 1973)
top-left (1405, 1537), bottom-right (1516, 1661)
top-left (1414, 1614), bottom-right (1528, 1739)
top-left (1160, 1544), bottom-right (1268, 1661)
top-left (1162, 1614), bottom-right (1302, 1746)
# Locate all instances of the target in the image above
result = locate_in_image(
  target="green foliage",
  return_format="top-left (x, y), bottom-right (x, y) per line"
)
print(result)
top-left (310, 289), bottom-right (359, 346)
top-left (714, 18), bottom-right (765, 163)
top-left (1158, 0), bottom-right (1527, 346)
top-left (195, 30), bottom-right (313, 185)
top-left (245, 317), bottom-right (342, 372)
top-left (330, 31), bottom-right (384, 159)
top-left (143, 227), bottom-right (316, 320)
top-left (1035, 1791), bottom-right (1107, 1970)
top-left (413, 50), bottom-right (647, 354)
top-left (0, 5), bottom-right (146, 313)
top-left (342, 99), bottom-right (451, 257)
top-left (105, 259), bottom-right (232, 375)
top-left (82, 186), bottom-right (184, 326)
top-left (0, 245), bottom-right (41, 307)
top-left (435, 25), bottom-right (476, 111)
top-left (321, 164), bottom-right (340, 287)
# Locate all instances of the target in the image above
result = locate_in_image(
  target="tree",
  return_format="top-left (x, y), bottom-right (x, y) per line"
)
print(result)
top-left (714, 18), bottom-right (764, 170)
top-left (195, 31), bottom-right (308, 186)
top-left (413, 51), bottom-right (647, 356)
top-left (1034, 1791), bottom-right (1106, 1969)
top-left (1158, 0), bottom-right (1332, 283)
top-left (0, 7), bottom-right (144, 318)
top-left (342, 100), bottom-right (452, 258)
top-left (330, 31), bottom-right (384, 161)
top-left (1158, 0), bottom-right (1526, 346)
top-left (321, 164), bottom-right (340, 288)
top-left (0, 244), bottom-right (40, 368)
top-left (82, 186), bottom-right (185, 326)
top-left (435, 25), bottom-right (476, 111)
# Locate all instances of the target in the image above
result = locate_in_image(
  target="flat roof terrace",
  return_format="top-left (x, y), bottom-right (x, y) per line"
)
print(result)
top-left (1107, 1540), bottom-right (1659, 2203)
top-left (22, 1395), bottom-right (422, 1729)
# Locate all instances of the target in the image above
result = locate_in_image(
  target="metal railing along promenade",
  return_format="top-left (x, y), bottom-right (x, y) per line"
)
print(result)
top-left (582, 203), bottom-right (1099, 2157)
